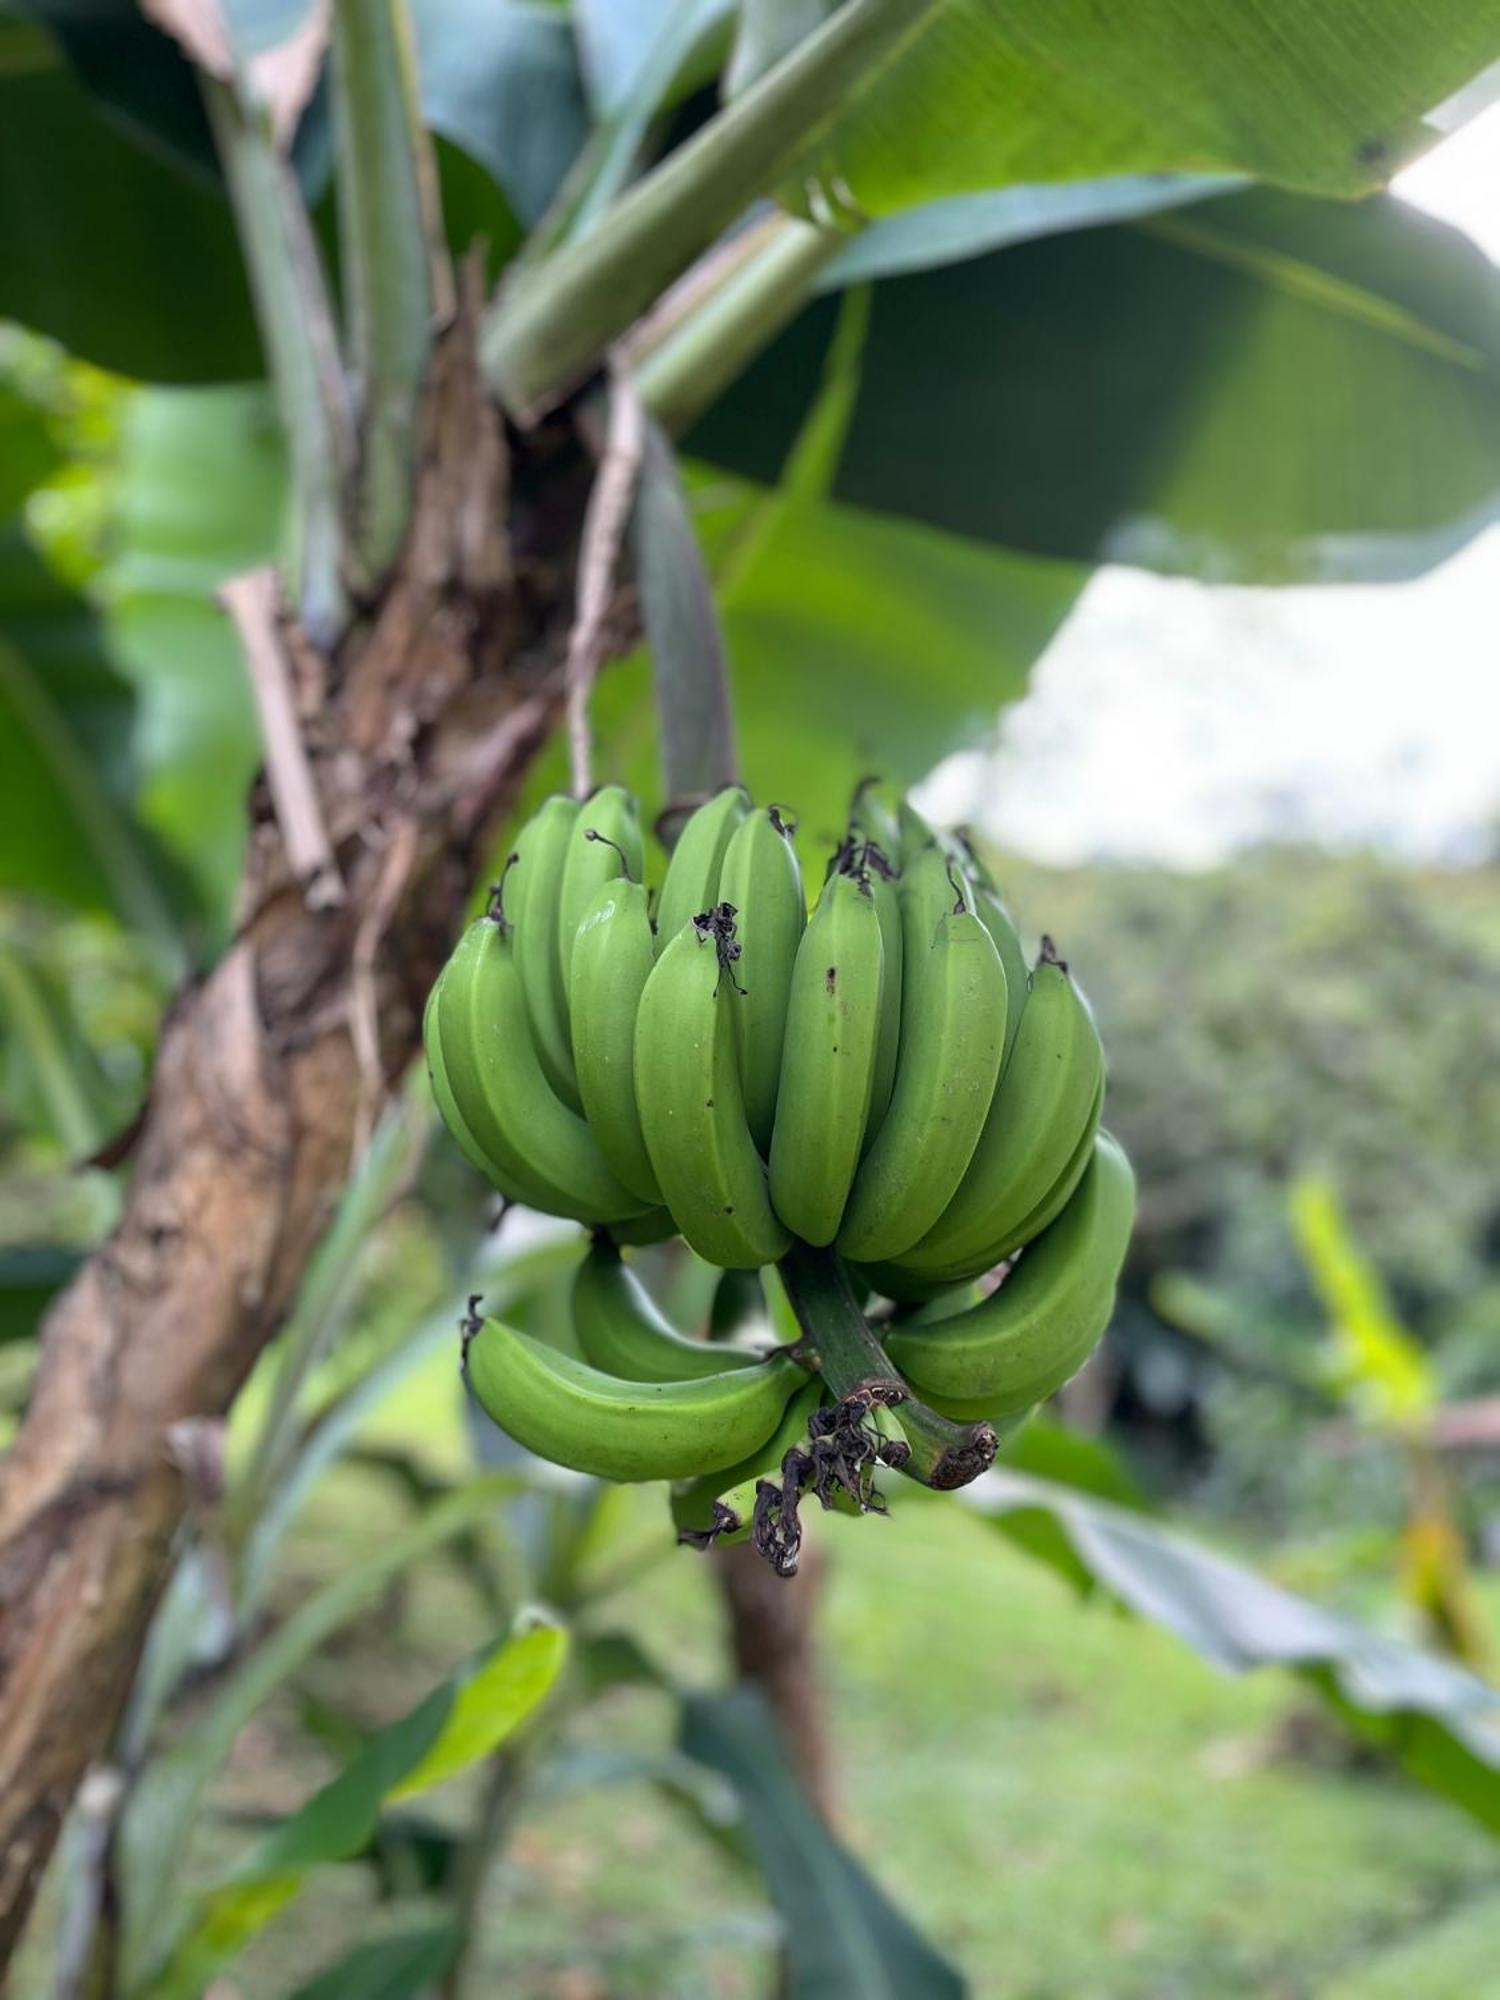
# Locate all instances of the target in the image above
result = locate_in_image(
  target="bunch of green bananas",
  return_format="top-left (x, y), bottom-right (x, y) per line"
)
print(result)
top-left (427, 780), bottom-right (1135, 1568)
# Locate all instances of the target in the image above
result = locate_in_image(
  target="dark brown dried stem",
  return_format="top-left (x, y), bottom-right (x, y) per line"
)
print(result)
top-left (777, 1240), bottom-right (998, 1490)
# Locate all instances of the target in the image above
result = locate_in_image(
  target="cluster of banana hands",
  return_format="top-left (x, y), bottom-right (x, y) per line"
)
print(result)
top-left (424, 781), bottom-right (1134, 1575)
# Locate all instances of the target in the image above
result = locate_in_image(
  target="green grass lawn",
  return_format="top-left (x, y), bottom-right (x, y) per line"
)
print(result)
top-left (212, 1458), bottom-right (1500, 2000)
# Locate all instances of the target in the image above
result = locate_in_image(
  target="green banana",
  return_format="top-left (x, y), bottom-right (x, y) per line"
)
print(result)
top-left (422, 970), bottom-right (510, 1188)
top-left (569, 877), bottom-right (662, 1203)
top-left (635, 914), bottom-right (792, 1268)
top-left (837, 843), bottom-right (1007, 1262)
top-left (672, 1378), bottom-right (826, 1545)
top-left (718, 805), bottom-right (805, 1151)
top-left (558, 785), bottom-right (645, 1004)
top-left (464, 1312), bottom-right (807, 1482)
top-left (885, 1131), bottom-right (1135, 1418)
top-left (606, 1207), bottom-right (679, 1246)
top-left (768, 866), bottom-right (885, 1245)
top-left (941, 1067), bottom-right (1105, 1281)
top-left (900, 939), bottom-right (1103, 1277)
top-left (971, 882), bottom-right (1030, 1072)
top-left (852, 1259), bottom-right (968, 1306)
top-left (427, 937), bottom-right (583, 1215)
top-left (435, 915), bottom-right (648, 1224)
top-left (572, 1239), bottom-right (759, 1382)
top-left (862, 849), bottom-right (904, 1140)
top-left (510, 794), bottom-right (583, 1107)
top-left (653, 785), bottom-right (749, 953)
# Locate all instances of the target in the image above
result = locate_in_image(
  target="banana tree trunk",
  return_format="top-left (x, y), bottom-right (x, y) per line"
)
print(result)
top-left (0, 300), bottom-right (552, 1964)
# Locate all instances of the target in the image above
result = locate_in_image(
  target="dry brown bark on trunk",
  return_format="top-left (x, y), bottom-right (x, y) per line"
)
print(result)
top-left (0, 299), bottom-right (575, 1963)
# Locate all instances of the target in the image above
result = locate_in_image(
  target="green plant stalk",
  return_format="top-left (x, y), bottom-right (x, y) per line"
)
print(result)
top-left (331, 0), bottom-right (436, 580)
top-left (777, 1240), bottom-right (998, 1489)
top-left (228, 1089), bottom-right (427, 1552)
top-left (120, 1473), bottom-right (525, 1988)
top-left (529, 0), bottom-right (735, 262)
top-left (203, 75), bottom-right (352, 646)
top-left (481, 0), bottom-right (919, 417)
top-left (632, 213), bottom-right (841, 436)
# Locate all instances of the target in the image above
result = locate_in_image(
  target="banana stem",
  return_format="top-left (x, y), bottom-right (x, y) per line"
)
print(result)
top-left (776, 1241), bottom-right (997, 1490)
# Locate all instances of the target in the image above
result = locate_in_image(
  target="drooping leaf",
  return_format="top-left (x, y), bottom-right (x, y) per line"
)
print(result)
top-left (997, 1414), bottom-right (1152, 1513)
top-left (486, 0), bottom-right (1500, 418)
top-left (726, 0), bottom-right (838, 98)
top-left (4, 5), bottom-right (569, 384)
top-left (120, 1473), bottom-right (526, 1988)
top-left (151, 1623), bottom-right (563, 1998)
top-left (961, 1471), bottom-right (1500, 1836)
top-left (630, 420), bottom-right (740, 803)
top-left (12, 0), bottom-right (223, 187)
top-left (285, 1926), bottom-right (463, 2000)
top-left (13, 0), bottom-right (333, 192)
top-left (681, 1688), bottom-right (966, 1999)
top-left (561, 0), bottom-right (733, 243)
top-left (592, 463), bottom-right (1080, 840)
top-left (0, 28), bottom-right (262, 382)
top-left (820, 172), bottom-right (1237, 286)
top-left (781, 0), bottom-right (1500, 211)
top-left (689, 189), bottom-right (1500, 584)
top-left (410, 0), bottom-right (590, 227)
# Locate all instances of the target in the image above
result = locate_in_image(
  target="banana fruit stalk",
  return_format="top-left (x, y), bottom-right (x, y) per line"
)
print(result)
top-left (425, 780), bottom-right (1135, 1564)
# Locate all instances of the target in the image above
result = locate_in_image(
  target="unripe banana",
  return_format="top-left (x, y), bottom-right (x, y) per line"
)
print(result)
top-left (635, 915), bottom-right (792, 1268)
top-left (572, 1239), bottom-right (760, 1382)
top-left (569, 877), bottom-right (662, 1203)
top-left (896, 796), bottom-right (938, 858)
top-left (971, 882), bottom-right (1030, 1072)
top-left (862, 851), bottom-right (904, 1140)
top-left (900, 940), bottom-right (1103, 1278)
top-left (464, 1313), bottom-right (806, 1482)
top-left (423, 970), bottom-right (509, 1186)
top-left (851, 1259), bottom-right (966, 1306)
top-left (606, 1207), bottom-right (679, 1246)
top-left (672, 1378), bottom-right (826, 1545)
top-left (436, 915), bottom-right (649, 1224)
top-left (880, 1068), bottom-right (1104, 1291)
top-left (768, 867), bottom-right (884, 1245)
top-left (936, 1068), bottom-right (1104, 1282)
top-left (653, 785), bottom-right (749, 953)
top-left (885, 1131), bottom-right (1135, 1418)
top-left (718, 806), bottom-right (805, 1151)
top-left (427, 936), bottom-right (584, 1214)
top-left (511, 795), bottom-right (583, 1107)
top-left (558, 785), bottom-right (645, 1004)
top-left (837, 844), bottom-right (1007, 1263)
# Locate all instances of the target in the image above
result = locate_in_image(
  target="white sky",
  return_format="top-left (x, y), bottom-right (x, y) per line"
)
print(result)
top-left (916, 110), bottom-right (1500, 868)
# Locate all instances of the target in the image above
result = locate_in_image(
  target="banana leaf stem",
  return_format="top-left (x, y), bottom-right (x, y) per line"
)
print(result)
top-left (776, 1241), bottom-right (997, 1490)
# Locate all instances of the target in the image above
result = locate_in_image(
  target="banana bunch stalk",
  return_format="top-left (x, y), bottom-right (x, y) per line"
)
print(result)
top-left (428, 781), bottom-right (1135, 1574)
